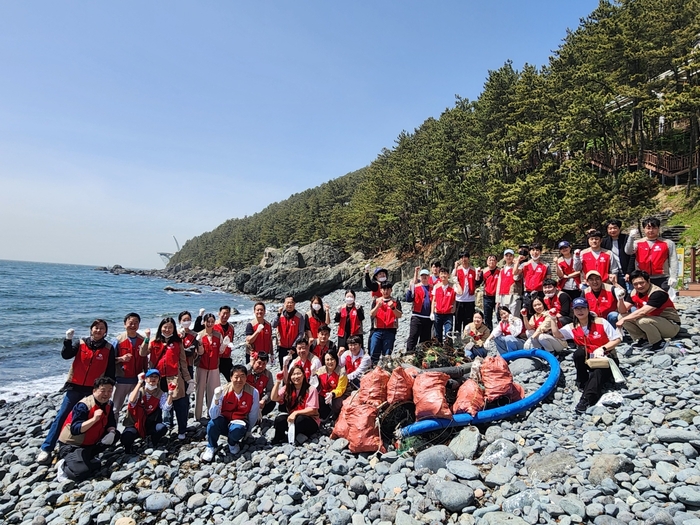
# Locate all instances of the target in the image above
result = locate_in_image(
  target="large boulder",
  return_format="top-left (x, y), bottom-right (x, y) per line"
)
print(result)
top-left (298, 239), bottom-right (347, 267)
top-left (588, 454), bottom-right (634, 485)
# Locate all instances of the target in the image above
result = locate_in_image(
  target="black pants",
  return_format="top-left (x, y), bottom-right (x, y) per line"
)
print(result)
top-left (261, 400), bottom-right (276, 416)
top-left (219, 357), bottom-right (233, 383)
top-left (454, 301), bottom-right (475, 335)
top-left (573, 347), bottom-right (614, 404)
top-left (483, 295), bottom-right (496, 331)
top-left (318, 394), bottom-right (343, 421)
top-left (121, 424), bottom-right (168, 452)
top-left (277, 347), bottom-right (292, 366)
top-left (272, 414), bottom-right (319, 444)
top-left (406, 315), bottom-right (433, 352)
top-left (562, 289), bottom-right (581, 301)
top-left (58, 432), bottom-right (120, 482)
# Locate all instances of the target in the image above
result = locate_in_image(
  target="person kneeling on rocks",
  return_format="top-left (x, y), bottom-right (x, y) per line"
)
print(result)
top-left (55, 377), bottom-right (119, 482)
top-left (270, 364), bottom-right (320, 444)
top-left (339, 336), bottom-right (371, 390)
top-left (202, 365), bottom-right (259, 461)
top-left (246, 351), bottom-right (276, 417)
top-left (120, 369), bottom-right (173, 453)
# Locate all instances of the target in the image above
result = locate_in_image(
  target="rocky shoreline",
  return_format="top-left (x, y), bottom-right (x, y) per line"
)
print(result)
top-left (1, 292), bottom-right (700, 524)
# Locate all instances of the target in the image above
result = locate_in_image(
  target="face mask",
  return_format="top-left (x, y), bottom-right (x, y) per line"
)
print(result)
top-left (545, 292), bottom-right (555, 298)
top-left (531, 255), bottom-right (540, 261)
top-left (377, 276), bottom-right (387, 282)
top-left (345, 297), bottom-right (355, 305)
top-left (180, 320), bottom-right (191, 329)
top-left (145, 383), bottom-right (158, 392)
top-left (312, 304), bottom-right (322, 312)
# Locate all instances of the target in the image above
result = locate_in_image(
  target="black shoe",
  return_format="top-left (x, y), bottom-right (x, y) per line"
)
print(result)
top-left (649, 340), bottom-right (667, 352)
top-left (575, 381), bottom-right (585, 392)
top-left (632, 339), bottom-right (649, 349)
top-left (575, 399), bottom-right (590, 414)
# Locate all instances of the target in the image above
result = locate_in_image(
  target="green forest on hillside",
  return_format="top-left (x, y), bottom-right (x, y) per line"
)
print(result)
top-left (170, 0), bottom-right (700, 270)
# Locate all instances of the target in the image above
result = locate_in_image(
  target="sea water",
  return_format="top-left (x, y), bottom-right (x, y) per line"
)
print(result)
top-left (0, 259), bottom-right (255, 401)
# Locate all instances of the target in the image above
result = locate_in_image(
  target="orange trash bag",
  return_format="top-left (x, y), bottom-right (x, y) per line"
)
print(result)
top-left (413, 371), bottom-right (452, 420)
top-left (357, 366), bottom-right (390, 406)
top-left (345, 403), bottom-right (383, 453)
top-left (507, 382), bottom-right (525, 402)
top-left (386, 366), bottom-right (417, 404)
top-left (452, 378), bottom-right (485, 417)
top-left (481, 355), bottom-right (515, 402)
top-left (330, 391), bottom-right (357, 440)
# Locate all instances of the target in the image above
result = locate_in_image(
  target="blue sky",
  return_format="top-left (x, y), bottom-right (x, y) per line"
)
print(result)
top-left (0, 1), bottom-right (599, 268)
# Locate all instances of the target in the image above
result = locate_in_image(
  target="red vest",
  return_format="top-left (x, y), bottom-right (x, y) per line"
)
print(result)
top-left (116, 334), bottom-right (147, 378)
top-left (307, 314), bottom-right (323, 339)
top-left (543, 294), bottom-right (562, 315)
top-left (295, 358), bottom-right (313, 380)
top-left (60, 398), bottom-right (111, 446)
top-left (466, 326), bottom-right (486, 342)
top-left (214, 323), bottom-right (234, 358)
top-left (247, 372), bottom-right (270, 397)
top-left (499, 321), bottom-right (512, 336)
top-left (585, 286), bottom-right (617, 318)
top-left (250, 322), bottom-right (273, 353)
top-left (311, 342), bottom-right (331, 360)
top-left (582, 250), bottom-right (612, 282)
top-left (68, 340), bottom-right (111, 387)
top-left (456, 267), bottom-right (476, 296)
top-left (149, 340), bottom-right (181, 377)
top-left (482, 268), bottom-right (500, 296)
top-left (220, 386), bottom-right (254, 422)
top-left (344, 353), bottom-right (363, 374)
top-left (631, 287), bottom-right (676, 316)
top-left (636, 240), bottom-right (669, 276)
top-left (411, 284), bottom-right (432, 313)
top-left (198, 332), bottom-right (221, 370)
top-left (374, 301), bottom-right (397, 329)
top-left (318, 370), bottom-right (340, 396)
top-left (287, 388), bottom-right (308, 411)
top-left (571, 319), bottom-right (610, 355)
top-left (498, 266), bottom-right (516, 295)
top-left (337, 307), bottom-right (362, 338)
top-left (127, 389), bottom-right (163, 438)
top-left (522, 261), bottom-right (548, 292)
top-left (433, 285), bottom-right (456, 314)
top-left (278, 313), bottom-right (302, 348)
top-left (557, 258), bottom-right (580, 289)
top-left (182, 331), bottom-right (197, 367)
top-left (532, 314), bottom-right (546, 329)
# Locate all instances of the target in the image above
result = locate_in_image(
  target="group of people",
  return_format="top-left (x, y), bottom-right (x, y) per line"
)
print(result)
top-left (37, 217), bottom-right (683, 479)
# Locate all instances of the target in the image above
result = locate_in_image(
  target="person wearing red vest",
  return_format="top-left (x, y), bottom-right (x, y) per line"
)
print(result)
top-left (583, 270), bottom-right (623, 326)
top-left (555, 241), bottom-right (581, 300)
top-left (617, 270), bottom-right (681, 351)
top-left (202, 365), bottom-right (260, 461)
top-left (305, 296), bottom-right (331, 346)
top-left (120, 368), bottom-right (173, 453)
top-left (463, 311), bottom-right (491, 359)
top-left (452, 252), bottom-right (480, 336)
top-left (405, 267), bottom-right (434, 352)
top-left (110, 312), bottom-right (149, 423)
top-left (369, 282), bottom-right (403, 363)
top-left (522, 296), bottom-right (567, 354)
top-left (364, 266), bottom-right (389, 298)
top-left (37, 319), bottom-right (116, 465)
top-left (480, 255), bottom-right (500, 330)
top-left (194, 313), bottom-right (224, 420)
top-left (334, 290), bottom-right (365, 353)
top-left (496, 249), bottom-right (522, 315)
top-left (272, 295), bottom-right (306, 365)
top-left (484, 307), bottom-right (524, 354)
top-left (285, 338), bottom-right (322, 387)
top-left (310, 325), bottom-right (337, 361)
top-left (178, 310), bottom-right (200, 379)
top-left (542, 278), bottom-right (573, 326)
top-left (338, 336), bottom-right (371, 389)
top-left (550, 297), bottom-right (621, 414)
top-left (214, 306), bottom-right (235, 379)
top-left (245, 302), bottom-right (274, 361)
top-left (575, 230), bottom-right (620, 285)
top-left (625, 217), bottom-right (679, 291)
top-left (429, 261), bottom-right (442, 286)
top-left (54, 377), bottom-right (119, 482)
top-left (432, 267), bottom-right (456, 344)
top-left (247, 351), bottom-right (276, 416)
top-left (270, 364), bottom-right (320, 445)
top-left (315, 350), bottom-right (348, 421)
top-left (513, 243), bottom-right (550, 313)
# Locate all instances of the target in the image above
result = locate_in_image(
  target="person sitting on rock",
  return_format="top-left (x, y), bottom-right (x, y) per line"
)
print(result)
top-left (305, 295), bottom-right (331, 347)
top-left (310, 324), bottom-right (336, 361)
top-left (246, 352), bottom-right (276, 416)
top-left (523, 296), bottom-right (567, 354)
top-left (37, 319), bottom-right (116, 465)
top-left (120, 369), bottom-right (173, 453)
top-left (463, 311), bottom-right (491, 359)
top-left (339, 336), bottom-right (371, 389)
top-left (272, 295), bottom-right (305, 365)
top-left (549, 297), bottom-right (621, 413)
top-left (285, 338), bottom-right (322, 386)
top-left (484, 306), bottom-right (524, 354)
top-left (583, 270), bottom-right (625, 326)
top-left (616, 269), bottom-right (681, 351)
top-left (54, 377), bottom-right (119, 482)
top-left (315, 350), bottom-right (347, 421)
top-left (542, 278), bottom-right (573, 326)
top-left (369, 281), bottom-right (403, 363)
top-left (270, 364), bottom-right (320, 445)
top-left (334, 289), bottom-right (365, 353)
top-left (201, 365), bottom-right (259, 461)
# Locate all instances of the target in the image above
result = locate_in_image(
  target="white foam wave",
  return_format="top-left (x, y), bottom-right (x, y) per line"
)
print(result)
top-left (0, 374), bottom-right (66, 402)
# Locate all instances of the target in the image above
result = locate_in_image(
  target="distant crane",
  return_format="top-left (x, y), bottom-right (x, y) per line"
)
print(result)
top-left (158, 236), bottom-right (181, 265)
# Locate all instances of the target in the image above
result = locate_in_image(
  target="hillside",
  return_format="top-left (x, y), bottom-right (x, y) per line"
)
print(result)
top-left (170, 0), bottom-right (700, 271)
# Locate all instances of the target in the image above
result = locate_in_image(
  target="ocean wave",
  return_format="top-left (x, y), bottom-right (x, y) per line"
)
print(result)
top-left (0, 374), bottom-right (66, 402)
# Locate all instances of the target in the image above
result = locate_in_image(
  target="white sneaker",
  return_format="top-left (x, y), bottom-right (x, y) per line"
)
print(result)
top-left (55, 459), bottom-right (69, 483)
top-left (229, 443), bottom-right (240, 455)
top-left (178, 434), bottom-right (186, 441)
top-left (201, 447), bottom-right (215, 462)
top-left (36, 450), bottom-right (51, 465)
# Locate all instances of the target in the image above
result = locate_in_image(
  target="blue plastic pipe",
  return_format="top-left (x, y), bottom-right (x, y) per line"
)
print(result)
top-left (397, 349), bottom-right (561, 438)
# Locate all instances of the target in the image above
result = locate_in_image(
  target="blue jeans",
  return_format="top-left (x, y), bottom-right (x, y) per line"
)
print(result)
top-left (465, 345), bottom-right (487, 360)
top-left (494, 335), bottom-right (524, 354)
top-left (607, 312), bottom-right (620, 326)
top-left (206, 416), bottom-right (247, 448)
top-left (434, 313), bottom-right (453, 344)
top-left (370, 330), bottom-right (396, 363)
top-left (41, 389), bottom-right (86, 452)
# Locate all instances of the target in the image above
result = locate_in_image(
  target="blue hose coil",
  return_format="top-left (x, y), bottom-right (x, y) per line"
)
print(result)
top-left (397, 349), bottom-right (561, 438)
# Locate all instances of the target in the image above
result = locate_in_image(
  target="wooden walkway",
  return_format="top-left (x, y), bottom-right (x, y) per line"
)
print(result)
top-left (588, 150), bottom-right (700, 184)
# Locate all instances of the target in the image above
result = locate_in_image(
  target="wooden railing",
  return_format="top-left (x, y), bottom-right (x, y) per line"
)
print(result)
top-left (588, 149), bottom-right (700, 178)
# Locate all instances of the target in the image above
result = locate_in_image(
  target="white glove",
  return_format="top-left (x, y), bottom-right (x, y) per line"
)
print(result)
top-left (199, 308), bottom-right (205, 317)
top-left (186, 380), bottom-right (195, 396)
top-left (364, 263), bottom-right (370, 271)
top-left (100, 431), bottom-right (115, 446)
top-left (574, 249), bottom-right (581, 257)
top-left (138, 372), bottom-right (146, 382)
top-left (213, 386), bottom-right (223, 401)
top-left (429, 312), bottom-right (435, 322)
top-left (593, 348), bottom-right (605, 358)
top-left (287, 422), bottom-right (296, 445)
top-left (227, 342), bottom-right (235, 350)
top-left (629, 228), bottom-right (639, 238)
top-left (324, 392), bottom-right (333, 405)
top-left (668, 278), bottom-right (678, 289)
top-left (614, 287), bottom-right (626, 299)
top-left (256, 324), bottom-right (264, 333)
top-left (65, 329), bottom-right (75, 340)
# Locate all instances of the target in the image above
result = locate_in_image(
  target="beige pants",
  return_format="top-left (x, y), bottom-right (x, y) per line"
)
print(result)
top-left (524, 333), bottom-right (567, 353)
top-left (623, 316), bottom-right (680, 345)
top-left (194, 367), bottom-right (221, 420)
top-left (112, 382), bottom-right (135, 423)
